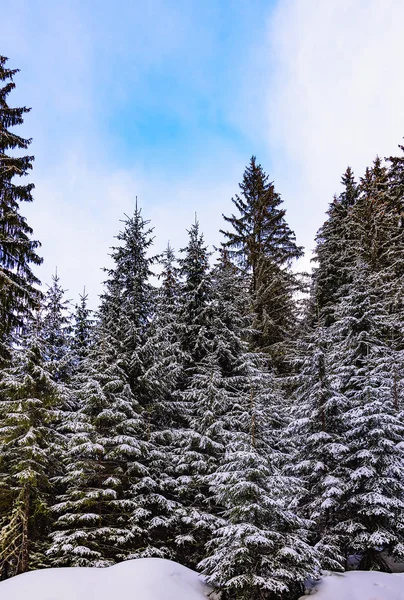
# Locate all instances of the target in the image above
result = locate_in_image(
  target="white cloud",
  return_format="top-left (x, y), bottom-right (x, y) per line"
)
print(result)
top-left (24, 153), bottom-right (242, 307)
top-left (3, 1), bottom-right (247, 307)
top-left (9, 0), bottom-right (404, 304)
top-left (267, 0), bottom-right (404, 263)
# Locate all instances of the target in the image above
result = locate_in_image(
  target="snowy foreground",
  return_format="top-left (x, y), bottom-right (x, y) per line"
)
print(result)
top-left (0, 558), bottom-right (216, 600)
top-left (1, 559), bottom-right (404, 600)
top-left (305, 570), bottom-right (404, 600)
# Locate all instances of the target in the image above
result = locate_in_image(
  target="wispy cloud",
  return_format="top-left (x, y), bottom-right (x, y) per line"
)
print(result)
top-left (24, 152), bottom-right (244, 305)
top-left (267, 0), bottom-right (404, 263)
top-left (5, 0), bottom-right (404, 304)
top-left (3, 0), bottom-right (259, 305)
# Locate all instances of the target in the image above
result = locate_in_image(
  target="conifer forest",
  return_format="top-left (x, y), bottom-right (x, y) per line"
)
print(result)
top-left (2, 54), bottom-right (404, 600)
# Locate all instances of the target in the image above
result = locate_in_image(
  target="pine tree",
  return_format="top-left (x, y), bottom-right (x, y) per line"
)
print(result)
top-left (0, 56), bottom-right (42, 364)
top-left (48, 332), bottom-right (144, 567)
top-left (178, 219), bottom-right (213, 376)
top-left (100, 204), bottom-right (155, 397)
top-left (127, 245), bottom-right (185, 561)
top-left (199, 311), bottom-right (318, 600)
top-left (0, 317), bottom-right (60, 577)
top-left (288, 326), bottom-right (349, 570)
top-left (41, 271), bottom-right (72, 385)
top-left (50, 206), bottom-right (160, 566)
top-left (174, 248), bottom-right (293, 571)
top-left (327, 261), bottom-right (404, 570)
top-left (312, 167), bottom-right (359, 326)
top-left (71, 288), bottom-right (93, 371)
top-left (200, 448), bottom-right (318, 600)
top-left (221, 156), bottom-right (303, 356)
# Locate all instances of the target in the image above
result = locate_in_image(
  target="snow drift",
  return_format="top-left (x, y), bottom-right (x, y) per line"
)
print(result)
top-left (0, 557), bottom-right (216, 600)
top-left (2, 559), bottom-right (404, 600)
top-left (303, 570), bottom-right (404, 600)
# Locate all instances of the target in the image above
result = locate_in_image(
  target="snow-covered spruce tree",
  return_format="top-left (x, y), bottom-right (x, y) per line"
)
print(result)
top-left (50, 207), bottom-right (165, 566)
top-left (126, 244), bottom-right (186, 560)
top-left (100, 204), bottom-right (156, 397)
top-left (140, 244), bottom-right (185, 425)
top-left (177, 219), bottom-right (213, 378)
top-left (41, 271), bottom-right (72, 386)
top-left (200, 450), bottom-right (319, 600)
top-left (71, 288), bottom-right (93, 372)
top-left (96, 207), bottom-right (180, 560)
top-left (0, 316), bottom-right (60, 577)
top-left (287, 325), bottom-right (350, 570)
top-left (154, 221), bottom-right (216, 567)
top-left (199, 325), bottom-right (318, 600)
top-left (383, 148), bottom-right (404, 410)
top-left (48, 329), bottom-right (145, 567)
top-left (311, 167), bottom-right (358, 327)
top-left (176, 248), bottom-right (300, 575)
top-left (0, 56), bottom-right (42, 365)
top-left (221, 156), bottom-right (303, 360)
top-left (327, 260), bottom-right (404, 570)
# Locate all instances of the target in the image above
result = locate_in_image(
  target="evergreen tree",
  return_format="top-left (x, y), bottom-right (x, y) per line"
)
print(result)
top-left (50, 206), bottom-right (160, 566)
top-left (327, 261), bottom-right (404, 570)
top-left (199, 300), bottom-right (318, 600)
top-left (127, 244), bottom-right (185, 561)
top-left (0, 317), bottom-right (60, 577)
top-left (178, 219), bottom-right (213, 375)
top-left (221, 156), bottom-right (303, 356)
top-left (71, 288), bottom-right (93, 370)
top-left (200, 448), bottom-right (318, 600)
top-left (0, 56), bottom-right (42, 364)
top-left (312, 167), bottom-right (359, 326)
top-left (174, 248), bottom-right (292, 570)
top-left (48, 332), bottom-right (144, 567)
top-left (100, 204), bottom-right (155, 396)
top-left (41, 271), bottom-right (72, 385)
top-left (288, 326), bottom-right (349, 570)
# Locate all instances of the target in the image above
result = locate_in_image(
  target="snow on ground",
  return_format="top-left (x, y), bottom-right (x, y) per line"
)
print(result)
top-left (303, 570), bottom-right (404, 600)
top-left (0, 557), bottom-right (216, 600)
top-left (2, 559), bottom-right (404, 600)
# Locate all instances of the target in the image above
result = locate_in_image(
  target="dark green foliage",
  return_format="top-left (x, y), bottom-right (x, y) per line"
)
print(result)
top-left (0, 319), bottom-right (60, 577)
top-left (312, 167), bottom-right (359, 327)
top-left (41, 272), bottom-right (72, 385)
top-left (100, 204), bottom-right (155, 395)
top-left (0, 56), bottom-right (42, 364)
top-left (71, 289), bottom-right (93, 368)
top-left (221, 156), bottom-right (303, 359)
top-left (178, 220), bottom-right (213, 374)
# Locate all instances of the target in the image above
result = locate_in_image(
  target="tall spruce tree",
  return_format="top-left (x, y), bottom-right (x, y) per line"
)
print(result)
top-left (0, 316), bottom-right (60, 577)
top-left (178, 219), bottom-right (213, 376)
top-left (326, 260), bottom-right (404, 570)
top-left (174, 246), bottom-right (297, 573)
top-left (221, 156), bottom-right (303, 358)
top-left (126, 244), bottom-right (185, 561)
top-left (200, 268), bottom-right (318, 599)
top-left (100, 204), bottom-right (155, 397)
top-left (312, 167), bottom-right (359, 326)
top-left (48, 330), bottom-right (144, 567)
top-left (0, 56), bottom-right (42, 364)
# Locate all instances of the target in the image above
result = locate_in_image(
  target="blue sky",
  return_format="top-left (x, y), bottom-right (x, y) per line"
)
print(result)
top-left (3, 0), bottom-right (404, 306)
